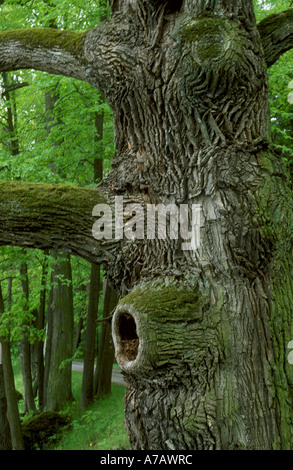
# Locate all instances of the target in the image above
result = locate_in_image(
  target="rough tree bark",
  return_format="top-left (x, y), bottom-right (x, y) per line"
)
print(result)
top-left (0, 0), bottom-right (293, 450)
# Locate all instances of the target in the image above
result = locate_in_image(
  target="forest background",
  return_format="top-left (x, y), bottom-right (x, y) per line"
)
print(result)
top-left (0, 0), bottom-right (292, 451)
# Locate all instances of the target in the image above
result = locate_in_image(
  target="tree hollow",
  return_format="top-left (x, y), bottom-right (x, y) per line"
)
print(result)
top-left (113, 310), bottom-right (139, 366)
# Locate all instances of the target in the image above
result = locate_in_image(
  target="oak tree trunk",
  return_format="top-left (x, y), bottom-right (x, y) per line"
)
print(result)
top-left (105, 1), bottom-right (293, 450)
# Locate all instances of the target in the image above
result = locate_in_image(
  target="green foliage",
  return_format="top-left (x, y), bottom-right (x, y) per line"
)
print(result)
top-left (253, 0), bottom-right (293, 180)
top-left (0, 0), bottom-right (113, 354)
top-left (268, 53), bottom-right (293, 178)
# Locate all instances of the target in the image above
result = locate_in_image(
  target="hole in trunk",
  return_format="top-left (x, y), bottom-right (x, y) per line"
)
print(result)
top-left (118, 312), bottom-right (139, 362)
top-left (166, 0), bottom-right (183, 14)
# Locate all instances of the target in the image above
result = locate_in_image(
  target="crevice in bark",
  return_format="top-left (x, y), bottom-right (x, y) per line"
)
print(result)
top-left (165, 0), bottom-right (183, 15)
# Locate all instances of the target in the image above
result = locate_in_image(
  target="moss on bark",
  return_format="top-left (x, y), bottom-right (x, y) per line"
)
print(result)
top-left (0, 28), bottom-right (85, 60)
top-left (176, 14), bottom-right (243, 65)
top-left (0, 181), bottom-right (108, 214)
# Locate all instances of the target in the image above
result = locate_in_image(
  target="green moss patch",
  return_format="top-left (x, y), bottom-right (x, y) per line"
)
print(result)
top-left (120, 284), bottom-right (203, 322)
top-left (0, 181), bottom-right (108, 215)
top-left (0, 28), bottom-right (85, 59)
top-left (176, 14), bottom-right (243, 64)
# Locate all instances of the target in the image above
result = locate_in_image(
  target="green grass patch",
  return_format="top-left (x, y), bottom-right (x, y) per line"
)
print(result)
top-left (13, 359), bottom-right (129, 450)
top-left (53, 372), bottom-right (129, 450)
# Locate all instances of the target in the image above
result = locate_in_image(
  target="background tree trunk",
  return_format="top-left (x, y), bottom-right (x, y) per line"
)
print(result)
top-left (35, 251), bottom-right (48, 411)
top-left (94, 282), bottom-right (117, 398)
top-left (81, 109), bottom-right (104, 410)
top-left (0, 283), bottom-right (24, 450)
top-left (19, 258), bottom-right (37, 414)
top-left (81, 262), bottom-right (100, 410)
top-left (0, 288), bottom-right (12, 450)
top-left (1, 341), bottom-right (24, 450)
top-left (45, 252), bottom-right (74, 411)
top-left (0, 362), bottom-right (12, 450)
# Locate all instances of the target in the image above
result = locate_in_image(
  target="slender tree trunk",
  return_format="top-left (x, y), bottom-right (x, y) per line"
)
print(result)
top-left (43, 85), bottom-right (74, 411)
top-left (74, 280), bottom-right (87, 354)
top-left (2, 73), bottom-right (36, 414)
top-left (44, 284), bottom-right (53, 406)
top-left (74, 316), bottom-right (83, 353)
top-left (94, 282), bottom-right (117, 397)
top-left (19, 259), bottom-right (37, 414)
top-left (81, 108), bottom-right (104, 409)
top-left (0, 282), bottom-right (24, 450)
top-left (36, 251), bottom-right (48, 410)
top-left (45, 252), bottom-right (74, 411)
top-left (81, 263), bottom-right (100, 409)
top-left (1, 342), bottom-right (24, 450)
top-left (0, 287), bottom-right (12, 450)
top-left (0, 362), bottom-right (12, 450)
top-left (1, 72), bottom-right (20, 157)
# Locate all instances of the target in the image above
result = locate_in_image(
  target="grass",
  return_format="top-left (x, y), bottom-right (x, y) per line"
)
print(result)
top-left (51, 372), bottom-right (129, 450)
top-left (13, 360), bottom-right (130, 450)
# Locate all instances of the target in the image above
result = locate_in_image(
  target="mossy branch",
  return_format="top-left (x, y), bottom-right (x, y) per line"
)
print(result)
top-left (258, 9), bottom-right (293, 68)
top-left (0, 27), bottom-right (93, 84)
top-left (0, 181), bottom-right (117, 264)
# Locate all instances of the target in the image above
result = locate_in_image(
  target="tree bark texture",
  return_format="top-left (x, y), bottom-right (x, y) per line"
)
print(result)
top-left (0, 0), bottom-right (293, 450)
top-left (45, 252), bottom-right (74, 411)
top-left (106, 1), bottom-right (293, 450)
top-left (0, 181), bottom-right (117, 264)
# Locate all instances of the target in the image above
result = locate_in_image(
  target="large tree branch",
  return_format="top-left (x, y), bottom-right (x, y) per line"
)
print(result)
top-left (258, 9), bottom-right (293, 68)
top-left (0, 22), bottom-right (137, 100)
top-left (0, 181), bottom-right (117, 264)
top-left (0, 28), bottom-right (99, 87)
